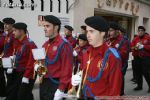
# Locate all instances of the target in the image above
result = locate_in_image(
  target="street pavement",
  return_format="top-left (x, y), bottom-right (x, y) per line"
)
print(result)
top-left (1, 69), bottom-right (150, 100)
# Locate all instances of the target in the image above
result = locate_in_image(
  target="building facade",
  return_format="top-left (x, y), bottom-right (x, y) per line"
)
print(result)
top-left (73, 0), bottom-right (150, 40)
top-left (0, 0), bottom-right (150, 46)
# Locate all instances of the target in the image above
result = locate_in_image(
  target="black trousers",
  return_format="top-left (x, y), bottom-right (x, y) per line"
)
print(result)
top-left (40, 78), bottom-right (59, 100)
top-left (135, 57), bottom-right (150, 88)
top-left (120, 76), bottom-right (125, 95)
top-left (121, 62), bottom-right (128, 96)
top-left (0, 67), bottom-right (6, 97)
top-left (132, 58), bottom-right (137, 80)
top-left (5, 71), bottom-right (35, 100)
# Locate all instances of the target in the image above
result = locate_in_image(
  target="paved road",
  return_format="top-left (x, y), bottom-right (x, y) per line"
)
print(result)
top-left (1, 69), bottom-right (150, 100)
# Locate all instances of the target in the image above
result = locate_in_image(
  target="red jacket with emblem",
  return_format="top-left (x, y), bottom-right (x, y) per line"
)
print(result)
top-left (106, 34), bottom-right (130, 68)
top-left (80, 43), bottom-right (122, 97)
top-left (42, 35), bottom-right (73, 91)
top-left (0, 32), bottom-right (5, 54)
top-left (3, 32), bottom-right (17, 57)
top-left (66, 35), bottom-right (77, 49)
top-left (131, 34), bottom-right (150, 57)
top-left (14, 36), bottom-right (37, 79)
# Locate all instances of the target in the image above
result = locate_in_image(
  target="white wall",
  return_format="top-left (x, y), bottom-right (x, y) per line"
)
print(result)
top-left (73, 0), bottom-right (150, 37)
top-left (0, 0), bottom-right (74, 47)
top-left (136, 2), bottom-right (150, 34)
top-left (1, 0), bottom-right (150, 46)
top-left (73, 0), bottom-right (95, 33)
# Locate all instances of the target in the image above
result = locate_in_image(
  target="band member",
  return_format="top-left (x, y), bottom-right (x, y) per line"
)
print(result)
top-left (80, 25), bottom-right (87, 34)
top-left (131, 26), bottom-right (150, 93)
top-left (131, 35), bottom-right (138, 83)
top-left (64, 25), bottom-right (77, 49)
top-left (2, 17), bottom-right (16, 100)
top-left (34, 15), bottom-right (73, 100)
top-left (0, 21), bottom-right (6, 98)
top-left (71, 16), bottom-right (122, 99)
top-left (107, 22), bottom-right (130, 95)
top-left (73, 33), bottom-right (89, 73)
top-left (68, 33), bottom-right (89, 95)
top-left (5, 22), bottom-right (37, 100)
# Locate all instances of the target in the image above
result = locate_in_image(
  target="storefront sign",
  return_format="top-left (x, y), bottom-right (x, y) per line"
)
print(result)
top-left (97, 0), bottom-right (140, 16)
top-left (1, 0), bottom-right (70, 13)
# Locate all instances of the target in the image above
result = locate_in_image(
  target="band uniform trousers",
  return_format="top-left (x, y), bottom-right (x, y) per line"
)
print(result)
top-left (135, 57), bottom-right (150, 88)
top-left (5, 70), bottom-right (35, 100)
top-left (40, 78), bottom-right (59, 100)
top-left (0, 66), bottom-right (6, 97)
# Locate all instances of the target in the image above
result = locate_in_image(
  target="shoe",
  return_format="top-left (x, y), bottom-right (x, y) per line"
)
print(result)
top-left (20, 6), bottom-right (24, 9)
top-left (130, 78), bottom-right (135, 81)
top-left (132, 79), bottom-right (137, 83)
top-left (148, 88), bottom-right (150, 93)
top-left (132, 81), bottom-right (137, 84)
top-left (134, 86), bottom-right (142, 91)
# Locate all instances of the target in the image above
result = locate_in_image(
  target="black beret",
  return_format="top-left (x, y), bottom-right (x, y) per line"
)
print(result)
top-left (78, 34), bottom-right (87, 41)
top-left (85, 16), bottom-right (109, 32)
top-left (109, 22), bottom-right (119, 30)
top-left (138, 26), bottom-right (145, 31)
top-left (44, 15), bottom-right (61, 25)
top-left (119, 26), bottom-right (126, 33)
top-left (13, 22), bottom-right (27, 31)
top-left (81, 25), bottom-right (86, 30)
top-left (64, 25), bottom-right (74, 32)
top-left (0, 21), bottom-right (4, 29)
top-left (3, 17), bottom-right (15, 24)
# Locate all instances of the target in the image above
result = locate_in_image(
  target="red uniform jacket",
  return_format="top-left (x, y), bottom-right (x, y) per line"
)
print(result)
top-left (106, 35), bottom-right (130, 68)
top-left (81, 43), bottom-right (122, 97)
top-left (66, 35), bottom-right (76, 49)
top-left (42, 35), bottom-right (73, 91)
top-left (3, 32), bottom-right (16, 57)
top-left (131, 34), bottom-right (150, 57)
top-left (74, 45), bottom-right (89, 70)
top-left (0, 32), bottom-right (5, 54)
top-left (75, 45), bottom-right (89, 64)
top-left (131, 36), bottom-right (139, 57)
top-left (14, 36), bottom-right (37, 79)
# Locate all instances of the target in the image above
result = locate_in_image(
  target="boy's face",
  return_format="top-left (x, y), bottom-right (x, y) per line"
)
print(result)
top-left (79, 39), bottom-right (87, 47)
top-left (86, 26), bottom-right (104, 47)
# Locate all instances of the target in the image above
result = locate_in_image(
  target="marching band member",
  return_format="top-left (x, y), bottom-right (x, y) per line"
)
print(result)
top-left (34, 15), bottom-right (73, 100)
top-left (2, 17), bottom-right (16, 100)
top-left (131, 26), bottom-right (150, 93)
top-left (64, 25), bottom-right (77, 49)
top-left (0, 21), bottom-right (6, 98)
top-left (6, 22), bottom-right (37, 100)
top-left (71, 16), bottom-right (122, 99)
top-left (106, 22), bottom-right (130, 95)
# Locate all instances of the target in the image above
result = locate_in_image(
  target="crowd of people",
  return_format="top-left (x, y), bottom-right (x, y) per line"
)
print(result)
top-left (0, 15), bottom-right (150, 100)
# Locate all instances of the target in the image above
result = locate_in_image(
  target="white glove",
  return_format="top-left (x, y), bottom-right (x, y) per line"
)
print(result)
top-left (7, 68), bottom-right (13, 74)
top-left (138, 44), bottom-right (144, 49)
top-left (73, 50), bottom-right (78, 57)
top-left (136, 42), bottom-right (140, 47)
top-left (22, 77), bottom-right (29, 84)
top-left (54, 89), bottom-right (65, 100)
top-left (115, 44), bottom-right (119, 48)
top-left (71, 71), bottom-right (82, 86)
top-left (10, 56), bottom-right (14, 59)
top-left (34, 63), bottom-right (40, 71)
top-left (136, 43), bottom-right (144, 50)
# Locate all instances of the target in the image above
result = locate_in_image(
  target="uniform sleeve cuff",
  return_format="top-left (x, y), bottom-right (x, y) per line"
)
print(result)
top-left (58, 84), bottom-right (66, 91)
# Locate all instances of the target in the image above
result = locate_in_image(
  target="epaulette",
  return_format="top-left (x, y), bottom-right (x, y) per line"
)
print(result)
top-left (62, 37), bottom-right (68, 43)
top-left (109, 48), bottom-right (120, 59)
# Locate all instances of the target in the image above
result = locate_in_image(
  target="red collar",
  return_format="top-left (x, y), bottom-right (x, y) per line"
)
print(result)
top-left (87, 43), bottom-right (108, 57)
top-left (18, 35), bottom-right (28, 44)
top-left (48, 34), bottom-right (61, 44)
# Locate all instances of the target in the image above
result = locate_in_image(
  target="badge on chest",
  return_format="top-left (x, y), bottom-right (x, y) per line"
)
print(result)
top-left (53, 46), bottom-right (57, 51)
top-left (97, 59), bottom-right (108, 70)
